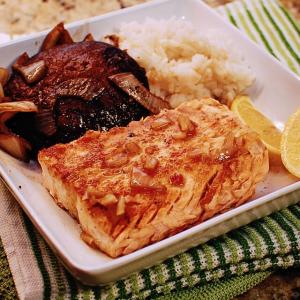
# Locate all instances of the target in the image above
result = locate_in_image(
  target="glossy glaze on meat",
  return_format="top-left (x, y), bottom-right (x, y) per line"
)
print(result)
top-left (5, 41), bottom-right (149, 154)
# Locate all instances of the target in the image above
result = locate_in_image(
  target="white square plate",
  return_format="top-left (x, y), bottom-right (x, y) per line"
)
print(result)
top-left (0, 0), bottom-right (300, 285)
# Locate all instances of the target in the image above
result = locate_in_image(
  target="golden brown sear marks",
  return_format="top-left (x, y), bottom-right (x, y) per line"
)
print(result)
top-left (38, 98), bottom-right (269, 257)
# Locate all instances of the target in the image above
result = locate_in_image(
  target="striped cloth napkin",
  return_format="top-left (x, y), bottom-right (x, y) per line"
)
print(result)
top-left (0, 0), bottom-right (300, 299)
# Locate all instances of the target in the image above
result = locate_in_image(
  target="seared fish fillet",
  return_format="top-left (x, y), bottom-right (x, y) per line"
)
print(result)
top-left (38, 99), bottom-right (269, 257)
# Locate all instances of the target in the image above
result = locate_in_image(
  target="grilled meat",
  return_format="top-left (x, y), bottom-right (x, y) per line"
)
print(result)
top-left (38, 99), bottom-right (269, 257)
top-left (4, 41), bottom-right (150, 154)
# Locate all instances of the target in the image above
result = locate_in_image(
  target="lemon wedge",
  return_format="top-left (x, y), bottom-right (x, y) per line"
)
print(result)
top-left (231, 95), bottom-right (282, 160)
top-left (281, 107), bottom-right (300, 178)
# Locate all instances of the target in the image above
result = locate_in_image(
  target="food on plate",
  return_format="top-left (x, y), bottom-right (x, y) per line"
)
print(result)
top-left (38, 99), bottom-right (269, 257)
top-left (231, 95), bottom-right (282, 164)
top-left (1, 23), bottom-right (158, 158)
top-left (281, 107), bottom-right (300, 178)
top-left (117, 18), bottom-right (255, 108)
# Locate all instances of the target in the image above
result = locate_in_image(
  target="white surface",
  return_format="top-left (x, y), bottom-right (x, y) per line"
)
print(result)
top-left (0, 0), bottom-right (300, 285)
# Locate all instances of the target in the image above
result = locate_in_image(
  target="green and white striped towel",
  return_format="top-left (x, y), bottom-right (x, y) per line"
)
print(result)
top-left (218, 0), bottom-right (300, 74)
top-left (0, 0), bottom-right (300, 299)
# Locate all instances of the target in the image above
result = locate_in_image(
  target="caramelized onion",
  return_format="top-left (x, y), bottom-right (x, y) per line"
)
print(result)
top-left (0, 68), bottom-right (9, 86)
top-left (150, 117), bottom-right (170, 130)
top-left (116, 196), bottom-right (126, 216)
top-left (104, 34), bottom-right (119, 47)
top-left (14, 52), bottom-right (29, 67)
top-left (109, 73), bottom-right (170, 114)
top-left (0, 97), bottom-right (11, 103)
top-left (13, 60), bottom-right (47, 84)
top-left (58, 28), bottom-right (73, 45)
top-left (41, 22), bottom-right (66, 51)
top-left (0, 133), bottom-right (31, 161)
top-left (144, 157), bottom-right (159, 171)
top-left (105, 154), bottom-right (128, 168)
top-left (35, 108), bottom-right (56, 136)
top-left (125, 141), bottom-right (140, 154)
top-left (0, 101), bottom-right (38, 113)
top-left (131, 167), bottom-right (166, 193)
top-left (83, 33), bottom-right (95, 42)
top-left (0, 112), bottom-right (16, 133)
top-left (0, 83), bottom-right (4, 98)
top-left (100, 194), bottom-right (118, 206)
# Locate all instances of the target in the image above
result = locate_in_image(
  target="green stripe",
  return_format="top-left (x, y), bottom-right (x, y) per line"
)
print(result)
top-left (42, 240), bottom-right (66, 299)
top-left (225, 7), bottom-right (239, 28)
top-left (232, 231), bottom-right (255, 273)
top-left (242, 227), bottom-right (264, 259)
top-left (271, 213), bottom-right (298, 253)
top-left (289, 205), bottom-right (300, 220)
top-left (154, 264), bottom-right (171, 295)
top-left (189, 248), bottom-right (207, 285)
top-left (22, 213), bottom-right (51, 300)
top-left (105, 285), bottom-right (115, 300)
top-left (268, 0), bottom-right (300, 52)
top-left (212, 239), bottom-right (226, 266)
top-left (279, 5), bottom-right (300, 37)
top-left (202, 244), bottom-right (214, 270)
top-left (263, 217), bottom-right (287, 255)
top-left (80, 287), bottom-right (92, 300)
top-left (165, 257), bottom-right (182, 291)
top-left (243, 2), bottom-right (277, 57)
top-left (129, 273), bottom-right (140, 298)
top-left (140, 268), bottom-right (153, 293)
top-left (143, 269), bottom-right (159, 299)
top-left (223, 235), bottom-right (240, 264)
top-left (179, 253), bottom-right (194, 287)
top-left (63, 269), bottom-right (78, 300)
top-left (233, 2), bottom-right (258, 42)
top-left (261, 1), bottom-right (300, 66)
top-left (251, 0), bottom-right (298, 73)
top-left (283, 208), bottom-right (300, 231)
top-left (91, 286), bottom-right (101, 300)
top-left (211, 238), bottom-right (232, 278)
top-left (228, 231), bottom-right (251, 261)
top-left (116, 278), bottom-right (128, 299)
top-left (252, 221), bottom-right (275, 254)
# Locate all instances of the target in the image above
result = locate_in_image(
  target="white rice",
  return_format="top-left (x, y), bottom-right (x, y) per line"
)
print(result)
top-left (118, 18), bottom-right (255, 108)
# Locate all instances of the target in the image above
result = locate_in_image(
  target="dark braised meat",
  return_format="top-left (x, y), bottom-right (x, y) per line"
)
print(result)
top-left (5, 41), bottom-right (150, 154)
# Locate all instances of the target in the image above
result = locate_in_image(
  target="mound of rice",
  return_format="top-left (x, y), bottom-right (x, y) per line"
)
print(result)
top-left (118, 18), bottom-right (254, 108)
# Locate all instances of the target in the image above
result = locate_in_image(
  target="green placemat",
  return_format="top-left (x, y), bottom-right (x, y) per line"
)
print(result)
top-left (0, 0), bottom-right (300, 299)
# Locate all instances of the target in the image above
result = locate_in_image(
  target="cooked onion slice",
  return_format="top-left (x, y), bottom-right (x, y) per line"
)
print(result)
top-left (83, 33), bottom-right (95, 42)
top-left (14, 52), bottom-right (29, 67)
top-left (35, 108), bottom-right (57, 136)
top-left (0, 133), bottom-right (31, 161)
top-left (0, 101), bottom-right (38, 113)
top-left (41, 22), bottom-right (73, 51)
top-left (0, 112), bottom-right (16, 133)
top-left (0, 97), bottom-right (11, 103)
top-left (109, 73), bottom-right (170, 114)
top-left (104, 34), bottom-right (119, 47)
top-left (58, 29), bottom-right (73, 45)
top-left (0, 83), bottom-right (4, 98)
top-left (13, 60), bottom-right (47, 84)
top-left (0, 68), bottom-right (9, 86)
